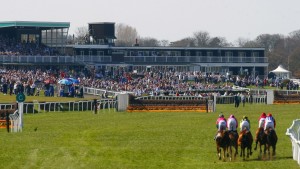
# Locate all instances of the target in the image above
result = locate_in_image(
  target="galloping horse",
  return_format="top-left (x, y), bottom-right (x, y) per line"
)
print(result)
top-left (254, 127), bottom-right (267, 155)
top-left (238, 129), bottom-right (253, 160)
top-left (228, 131), bottom-right (238, 161)
top-left (265, 128), bottom-right (278, 158)
top-left (215, 130), bottom-right (230, 161)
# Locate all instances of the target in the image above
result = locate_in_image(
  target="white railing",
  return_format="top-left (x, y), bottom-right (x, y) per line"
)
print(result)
top-left (286, 119), bottom-right (300, 165)
top-left (0, 99), bottom-right (116, 114)
top-left (83, 87), bottom-right (134, 98)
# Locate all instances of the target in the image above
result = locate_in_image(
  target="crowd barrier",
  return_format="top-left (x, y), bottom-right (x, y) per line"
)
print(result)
top-left (286, 119), bottom-right (300, 166)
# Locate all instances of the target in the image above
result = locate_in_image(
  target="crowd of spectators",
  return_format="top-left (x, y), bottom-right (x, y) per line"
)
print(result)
top-left (0, 65), bottom-right (298, 98)
top-left (0, 35), bottom-right (56, 56)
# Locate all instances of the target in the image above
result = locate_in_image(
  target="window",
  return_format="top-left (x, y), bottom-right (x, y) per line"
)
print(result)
top-left (80, 51), bottom-right (85, 56)
top-left (21, 34), bottom-right (28, 43)
top-left (196, 52), bottom-right (202, 56)
top-left (171, 51), bottom-right (180, 56)
top-left (207, 51), bottom-right (213, 56)
top-left (138, 51), bottom-right (143, 56)
top-left (185, 51), bottom-right (190, 56)
top-left (238, 52), bottom-right (246, 57)
top-left (89, 51), bottom-right (93, 56)
top-left (252, 52), bottom-right (259, 57)
top-left (97, 51), bottom-right (104, 56)
top-left (225, 52), bottom-right (233, 57)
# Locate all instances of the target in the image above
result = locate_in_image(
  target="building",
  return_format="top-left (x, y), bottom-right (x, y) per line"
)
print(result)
top-left (72, 45), bottom-right (267, 76)
top-left (72, 22), bottom-right (268, 76)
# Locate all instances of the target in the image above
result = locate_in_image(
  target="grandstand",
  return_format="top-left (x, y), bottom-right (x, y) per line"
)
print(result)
top-left (0, 21), bottom-right (84, 70)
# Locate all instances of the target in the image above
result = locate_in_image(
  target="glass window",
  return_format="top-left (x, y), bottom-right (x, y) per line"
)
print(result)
top-left (185, 51), bottom-right (190, 56)
top-left (238, 52), bottom-right (246, 57)
top-left (207, 51), bottom-right (213, 56)
top-left (97, 51), bottom-right (104, 56)
top-left (28, 34), bottom-right (36, 43)
top-left (252, 52), bottom-right (259, 57)
top-left (225, 52), bottom-right (233, 57)
top-left (21, 34), bottom-right (28, 43)
top-left (80, 51), bottom-right (85, 56)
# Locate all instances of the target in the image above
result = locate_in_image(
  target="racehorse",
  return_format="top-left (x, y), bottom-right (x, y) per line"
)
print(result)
top-left (238, 129), bottom-right (253, 160)
top-left (265, 127), bottom-right (278, 158)
top-left (215, 130), bottom-right (230, 161)
top-left (254, 127), bottom-right (267, 155)
top-left (228, 131), bottom-right (238, 161)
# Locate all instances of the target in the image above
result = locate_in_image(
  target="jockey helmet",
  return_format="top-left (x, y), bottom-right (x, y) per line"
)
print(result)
top-left (229, 114), bottom-right (234, 118)
top-left (268, 113), bottom-right (272, 117)
top-left (243, 116), bottom-right (248, 120)
top-left (262, 112), bottom-right (266, 116)
top-left (219, 114), bottom-right (224, 118)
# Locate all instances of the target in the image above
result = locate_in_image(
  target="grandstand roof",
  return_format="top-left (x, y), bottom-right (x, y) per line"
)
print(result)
top-left (0, 21), bottom-right (70, 28)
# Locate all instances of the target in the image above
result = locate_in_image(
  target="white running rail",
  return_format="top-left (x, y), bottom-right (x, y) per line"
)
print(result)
top-left (286, 119), bottom-right (300, 165)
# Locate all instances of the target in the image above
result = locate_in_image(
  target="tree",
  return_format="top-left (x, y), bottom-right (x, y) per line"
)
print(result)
top-left (208, 37), bottom-right (231, 47)
top-left (115, 23), bottom-right (138, 46)
top-left (74, 26), bottom-right (89, 44)
top-left (193, 31), bottom-right (211, 47)
top-left (138, 37), bottom-right (160, 47)
top-left (160, 40), bottom-right (169, 47)
top-left (256, 34), bottom-right (283, 52)
top-left (169, 37), bottom-right (195, 47)
top-left (235, 37), bottom-right (260, 47)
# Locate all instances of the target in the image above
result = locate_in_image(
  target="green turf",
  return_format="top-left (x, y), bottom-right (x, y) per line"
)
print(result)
top-left (0, 103), bottom-right (299, 169)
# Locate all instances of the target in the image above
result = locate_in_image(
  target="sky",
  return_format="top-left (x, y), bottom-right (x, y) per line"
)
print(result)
top-left (1, 0), bottom-right (300, 44)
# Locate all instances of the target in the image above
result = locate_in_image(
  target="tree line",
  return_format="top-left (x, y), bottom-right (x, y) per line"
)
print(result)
top-left (68, 23), bottom-right (300, 78)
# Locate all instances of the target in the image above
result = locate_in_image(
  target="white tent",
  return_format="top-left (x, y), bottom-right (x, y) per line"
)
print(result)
top-left (270, 65), bottom-right (290, 79)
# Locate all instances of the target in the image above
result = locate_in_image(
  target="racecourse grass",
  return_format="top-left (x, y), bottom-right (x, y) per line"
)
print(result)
top-left (0, 103), bottom-right (299, 169)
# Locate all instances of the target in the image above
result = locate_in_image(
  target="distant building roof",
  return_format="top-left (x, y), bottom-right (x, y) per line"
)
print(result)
top-left (0, 21), bottom-right (70, 28)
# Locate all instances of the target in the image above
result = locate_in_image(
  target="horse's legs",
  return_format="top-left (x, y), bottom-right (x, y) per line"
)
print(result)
top-left (222, 147), bottom-right (226, 161)
top-left (254, 140), bottom-right (258, 151)
top-left (228, 146), bottom-right (232, 161)
top-left (217, 147), bottom-right (221, 160)
top-left (235, 145), bottom-right (238, 157)
top-left (240, 147), bottom-right (242, 157)
top-left (272, 145), bottom-right (276, 156)
top-left (266, 144), bottom-right (271, 159)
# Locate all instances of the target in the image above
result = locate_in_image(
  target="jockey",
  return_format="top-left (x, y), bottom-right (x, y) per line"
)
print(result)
top-left (264, 113), bottom-right (276, 131)
top-left (227, 114), bottom-right (238, 132)
top-left (240, 116), bottom-right (250, 131)
top-left (258, 112), bottom-right (267, 128)
top-left (216, 113), bottom-right (227, 131)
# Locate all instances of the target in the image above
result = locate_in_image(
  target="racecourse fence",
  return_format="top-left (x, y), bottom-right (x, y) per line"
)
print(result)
top-left (286, 119), bottom-right (300, 166)
top-left (83, 87), bottom-right (268, 104)
top-left (0, 99), bottom-right (117, 114)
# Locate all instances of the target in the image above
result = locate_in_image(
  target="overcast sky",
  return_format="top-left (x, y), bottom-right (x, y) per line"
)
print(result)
top-left (1, 0), bottom-right (300, 44)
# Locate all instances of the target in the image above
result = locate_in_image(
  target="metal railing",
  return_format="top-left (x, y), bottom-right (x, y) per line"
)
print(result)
top-left (0, 55), bottom-right (268, 64)
top-left (124, 56), bottom-right (268, 63)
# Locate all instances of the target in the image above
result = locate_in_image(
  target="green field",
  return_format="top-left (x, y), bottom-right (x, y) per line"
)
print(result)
top-left (0, 103), bottom-right (299, 169)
